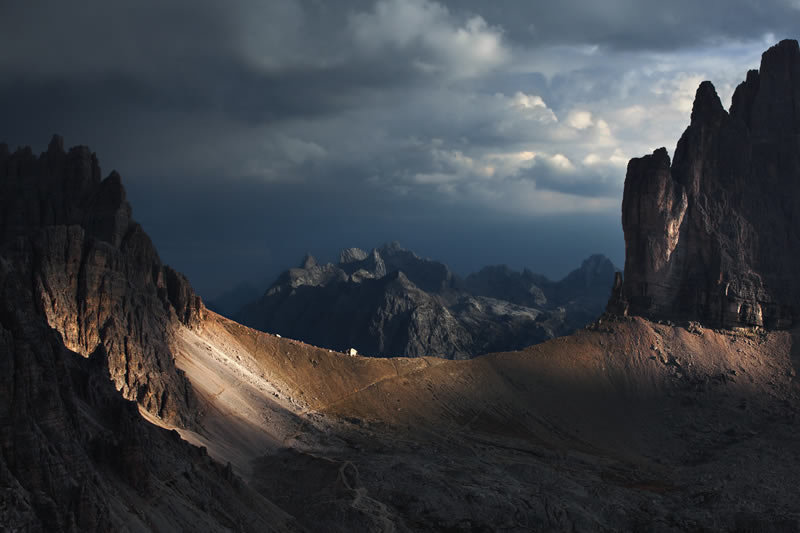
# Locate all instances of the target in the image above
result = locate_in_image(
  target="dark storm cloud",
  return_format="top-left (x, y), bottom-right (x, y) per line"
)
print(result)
top-left (0, 2), bottom-right (425, 122)
top-left (1, 0), bottom-right (796, 297)
top-left (3, 1), bottom-right (798, 122)
top-left (456, 0), bottom-right (800, 50)
top-left (0, 2), bottom-right (233, 78)
top-left (1, 1), bottom-right (791, 133)
top-left (220, 59), bottom-right (434, 124)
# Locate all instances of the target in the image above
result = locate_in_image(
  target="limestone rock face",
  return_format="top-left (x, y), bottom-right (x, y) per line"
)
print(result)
top-left (0, 137), bottom-right (299, 532)
top-left (620, 40), bottom-right (800, 328)
top-left (339, 247), bottom-right (368, 264)
top-left (238, 244), bottom-right (616, 358)
top-left (0, 135), bottom-right (204, 425)
top-left (0, 267), bottom-right (291, 532)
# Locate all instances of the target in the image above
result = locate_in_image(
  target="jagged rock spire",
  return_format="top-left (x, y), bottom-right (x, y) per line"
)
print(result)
top-left (618, 40), bottom-right (800, 329)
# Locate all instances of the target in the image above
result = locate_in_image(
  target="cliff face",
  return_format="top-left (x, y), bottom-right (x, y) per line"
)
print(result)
top-left (0, 135), bottom-right (204, 425)
top-left (619, 39), bottom-right (800, 328)
top-left (0, 136), bottom-right (298, 531)
top-left (0, 261), bottom-right (293, 532)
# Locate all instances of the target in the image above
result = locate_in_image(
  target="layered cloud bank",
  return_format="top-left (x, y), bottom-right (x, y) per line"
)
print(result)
top-left (1, 0), bottom-right (796, 294)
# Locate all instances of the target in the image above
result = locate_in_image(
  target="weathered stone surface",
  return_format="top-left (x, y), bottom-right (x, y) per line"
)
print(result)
top-left (462, 264), bottom-right (549, 307)
top-left (0, 137), bottom-right (298, 531)
top-left (620, 40), bottom-right (800, 328)
top-left (0, 135), bottom-right (204, 425)
top-left (339, 247), bottom-right (368, 264)
top-left (0, 261), bottom-right (296, 532)
top-left (238, 244), bottom-right (616, 358)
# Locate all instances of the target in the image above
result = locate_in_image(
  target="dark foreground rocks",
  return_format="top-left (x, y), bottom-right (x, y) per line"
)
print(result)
top-left (0, 136), bottom-right (296, 531)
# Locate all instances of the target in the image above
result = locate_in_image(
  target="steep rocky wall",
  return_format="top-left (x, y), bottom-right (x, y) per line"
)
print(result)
top-left (0, 135), bottom-right (204, 425)
top-left (619, 39), bottom-right (800, 329)
top-left (0, 248), bottom-right (295, 532)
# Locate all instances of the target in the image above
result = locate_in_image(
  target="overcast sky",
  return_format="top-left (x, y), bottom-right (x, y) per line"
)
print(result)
top-left (2, 1), bottom-right (797, 298)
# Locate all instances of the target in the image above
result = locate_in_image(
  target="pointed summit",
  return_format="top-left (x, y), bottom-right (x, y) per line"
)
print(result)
top-left (759, 38), bottom-right (800, 77)
top-left (617, 40), bottom-right (800, 328)
top-left (301, 253), bottom-right (317, 269)
top-left (690, 81), bottom-right (725, 125)
top-left (47, 134), bottom-right (65, 155)
top-left (750, 38), bottom-right (800, 137)
top-left (339, 247), bottom-right (368, 264)
top-left (730, 69), bottom-right (760, 124)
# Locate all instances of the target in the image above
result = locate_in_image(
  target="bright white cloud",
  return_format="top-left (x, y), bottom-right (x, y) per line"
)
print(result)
top-left (566, 110), bottom-right (594, 129)
top-left (653, 73), bottom-right (709, 114)
top-left (350, 0), bottom-right (509, 78)
top-left (510, 92), bottom-right (547, 110)
top-left (506, 92), bottom-right (559, 125)
top-left (583, 148), bottom-right (628, 168)
top-left (613, 105), bottom-right (647, 127)
top-left (546, 153), bottom-right (575, 171)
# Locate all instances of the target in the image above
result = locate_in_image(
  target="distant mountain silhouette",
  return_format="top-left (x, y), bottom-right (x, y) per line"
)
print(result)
top-left (236, 243), bottom-right (617, 358)
top-left (206, 281), bottom-right (262, 317)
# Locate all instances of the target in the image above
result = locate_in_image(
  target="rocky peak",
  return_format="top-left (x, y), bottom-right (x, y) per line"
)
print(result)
top-left (339, 247), bottom-right (368, 264)
top-left (749, 39), bottom-right (800, 137)
top-left (271, 242), bottom-right (454, 293)
top-left (690, 81), bottom-right (726, 125)
top-left (377, 242), bottom-right (453, 293)
top-left (691, 81), bottom-right (727, 120)
top-left (0, 137), bottom-right (294, 531)
top-left (384, 240), bottom-right (402, 251)
top-left (617, 40), bottom-right (800, 329)
top-left (0, 134), bottom-right (114, 243)
top-left (301, 253), bottom-right (317, 269)
top-left (47, 135), bottom-right (67, 159)
top-left (345, 248), bottom-right (387, 282)
top-left (729, 69), bottom-right (760, 124)
top-left (462, 264), bottom-right (546, 307)
top-left (0, 136), bottom-right (204, 425)
top-left (569, 254), bottom-right (617, 285)
top-left (240, 247), bottom-right (614, 359)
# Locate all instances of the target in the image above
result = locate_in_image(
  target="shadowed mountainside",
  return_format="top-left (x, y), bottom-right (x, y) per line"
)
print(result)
top-left (0, 135), bottom-right (203, 425)
top-left (236, 244), bottom-right (616, 359)
top-left (0, 136), bottom-right (297, 531)
top-left (167, 308), bottom-right (800, 531)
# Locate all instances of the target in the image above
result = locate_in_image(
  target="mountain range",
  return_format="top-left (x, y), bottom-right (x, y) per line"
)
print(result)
top-left (233, 244), bottom-right (616, 359)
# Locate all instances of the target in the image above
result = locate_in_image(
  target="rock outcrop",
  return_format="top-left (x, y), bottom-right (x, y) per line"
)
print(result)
top-left (0, 135), bottom-right (204, 425)
top-left (466, 254), bottom-right (617, 324)
top-left (237, 245), bottom-right (616, 358)
top-left (619, 39), bottom-right (800, 328)
top-left (0, 136), bottom-right (298, 531)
